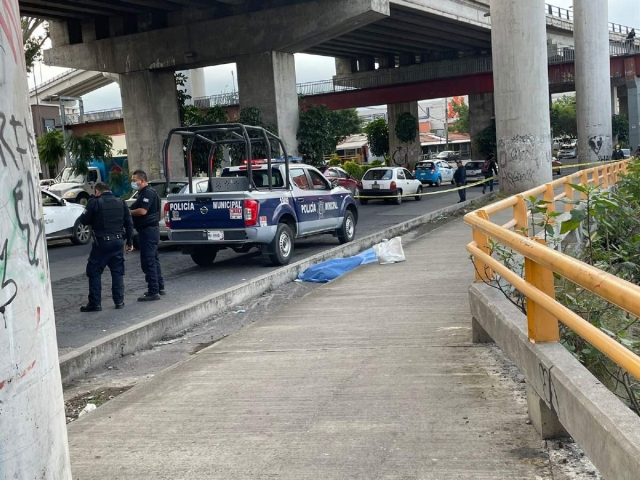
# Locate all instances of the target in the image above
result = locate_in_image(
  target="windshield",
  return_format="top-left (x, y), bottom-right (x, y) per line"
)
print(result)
top-left (60, 168), bottom-right (86, 184)
top-left (416, 162), bottom-right (435, 170)
top-left (363, 169), bottom-right (393, 181)
top-left (465, 162), bottom-right (483, 169)
top-left (437, 152), bottom-right (452, 158)
top-left (221, 168), bottom-right (285, 188)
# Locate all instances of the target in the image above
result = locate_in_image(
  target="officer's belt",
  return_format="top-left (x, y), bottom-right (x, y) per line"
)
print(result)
top-left (96, 234), bottom-right (123, 242)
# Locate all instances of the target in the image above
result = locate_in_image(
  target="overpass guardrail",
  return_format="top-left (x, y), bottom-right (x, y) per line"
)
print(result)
top-left (464, 160), bottom-right (640, 380)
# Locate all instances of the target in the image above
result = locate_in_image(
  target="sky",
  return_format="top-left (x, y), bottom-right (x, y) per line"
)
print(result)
top-left (27, 0), bottom-right (640, 112)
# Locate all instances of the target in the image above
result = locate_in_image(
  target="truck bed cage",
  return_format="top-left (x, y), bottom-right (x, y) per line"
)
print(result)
top-left (162, 123), bottom-right (291, 194)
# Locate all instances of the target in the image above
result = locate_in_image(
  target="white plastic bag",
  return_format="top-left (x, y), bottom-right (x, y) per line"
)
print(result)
top-left (373, 237), bottom-right (406, 264)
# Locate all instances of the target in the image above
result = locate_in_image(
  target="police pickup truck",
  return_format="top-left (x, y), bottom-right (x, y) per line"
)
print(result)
top-left (163, 125), bottom-right (359, 267)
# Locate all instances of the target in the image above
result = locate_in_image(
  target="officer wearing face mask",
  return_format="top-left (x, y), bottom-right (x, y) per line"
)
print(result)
top-left (129, 170), bottom-right (165, 301)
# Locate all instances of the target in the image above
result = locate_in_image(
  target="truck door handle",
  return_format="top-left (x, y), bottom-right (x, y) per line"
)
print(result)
top-left (297, 198), bottom-right (305, 202)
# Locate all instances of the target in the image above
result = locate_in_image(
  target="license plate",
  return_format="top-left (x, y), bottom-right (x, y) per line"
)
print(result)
top-left (207, 231), bottom-right (224, 241)
top-left (372, 184), bottom-right (380, 189)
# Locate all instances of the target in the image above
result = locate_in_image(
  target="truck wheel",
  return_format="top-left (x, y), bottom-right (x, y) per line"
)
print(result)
top-left (190, 248), bottom-right (217, 266)
top-left (337, 210), bottom-right (356, 244)
top-left (394, 190), bottom-right (402, 205)
top-left (76, 193), bottom-right (90, 206)
top-left (269, 223), bottom-right (294, 266)
top-left (70, 219), bottom-right (91, 245)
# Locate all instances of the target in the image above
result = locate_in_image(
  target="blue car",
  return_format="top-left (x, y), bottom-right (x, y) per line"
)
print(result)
top-left (414, 160), bottom-right (456, 187)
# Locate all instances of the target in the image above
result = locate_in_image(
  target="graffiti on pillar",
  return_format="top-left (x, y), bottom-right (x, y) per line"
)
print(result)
top-left (0, 239), bottom-right (17, 321)
top-left (539, 363), bottom-right (560, 415)
top-left (503, 169), bottom-right (535, 189)
top-left (392, 146), bottom-right (407, 167)
top-left (497, 133), bottom-right (552, 169)
top-left (588, 134), bottom-right (612, 161)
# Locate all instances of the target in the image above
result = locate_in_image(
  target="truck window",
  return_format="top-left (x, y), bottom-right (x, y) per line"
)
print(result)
top-left (221, 169), bottom-right (285, 189)
top-left (88, 170), bottom-right (98, 183)
top-left (308, 170), bottom-right (330, 190)
top-left (291, 169), bottom-right (310, 190)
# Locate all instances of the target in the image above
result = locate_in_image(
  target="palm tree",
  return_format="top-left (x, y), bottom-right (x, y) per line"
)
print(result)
top-left (37, 130), bottom-right (65, 176)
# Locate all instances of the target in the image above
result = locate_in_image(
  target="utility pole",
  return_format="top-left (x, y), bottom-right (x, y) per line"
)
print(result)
top-left (1, 0), bottom-right (72, 477)
top-left (444, 97), bottom-right (450, 149)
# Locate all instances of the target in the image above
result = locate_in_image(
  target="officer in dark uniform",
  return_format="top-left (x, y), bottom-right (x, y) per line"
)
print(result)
top-left (79, 182), bottom-right (134, 312)
top-left (130, 169), bottom-right (165, 301)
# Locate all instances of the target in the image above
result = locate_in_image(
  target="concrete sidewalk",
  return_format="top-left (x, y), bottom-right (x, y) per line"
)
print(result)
top-left (67, 217), bottom-right (554, 479)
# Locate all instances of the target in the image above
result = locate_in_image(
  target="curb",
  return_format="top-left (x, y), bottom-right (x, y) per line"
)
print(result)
top-left (59, 193), bottom-right (493, 384)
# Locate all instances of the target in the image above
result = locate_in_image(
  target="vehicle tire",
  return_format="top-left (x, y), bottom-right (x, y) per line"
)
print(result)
top-left (76, 193), bottom-right (90, 206)
top-left (359, 198), bottom-right (369, 206)
top-left (415, 186), bottom-right (423, 201)
top-left (337, 210), bottom-right (356, 245)
top-left (435, 177), bottom-right (442, 187)
top-left (269, 223), bottom-right (294, 266)
top-left (70, 219), bottom-right (91, 245)
top-left (190, 248), bottom-right (217, 266)
top-left (394, 190), bottom-right (402, 205)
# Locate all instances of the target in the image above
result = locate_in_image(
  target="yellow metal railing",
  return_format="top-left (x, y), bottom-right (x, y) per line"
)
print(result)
top-left (465, 160), bottom-right (640, 379)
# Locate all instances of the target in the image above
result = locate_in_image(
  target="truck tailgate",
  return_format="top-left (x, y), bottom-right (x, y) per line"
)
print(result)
top-left (167, 193), bottom-right (247, 230)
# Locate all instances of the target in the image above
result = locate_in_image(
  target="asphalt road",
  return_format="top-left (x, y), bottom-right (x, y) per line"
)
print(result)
top-left (49, 181), bottom-right (492, 354)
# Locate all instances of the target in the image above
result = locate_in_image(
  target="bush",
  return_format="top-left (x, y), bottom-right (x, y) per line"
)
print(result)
top-left (343, 161), bottom-right (363, 180)
top-left (329, 156), bottom-right (342, 166)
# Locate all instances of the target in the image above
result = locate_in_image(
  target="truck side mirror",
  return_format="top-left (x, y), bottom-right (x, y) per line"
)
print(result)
top-left (331, 179), bottom-right (339, 189)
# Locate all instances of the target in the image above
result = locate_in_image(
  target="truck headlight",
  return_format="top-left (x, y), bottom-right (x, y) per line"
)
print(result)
top-left (63, 191), bottom-right (76, 198)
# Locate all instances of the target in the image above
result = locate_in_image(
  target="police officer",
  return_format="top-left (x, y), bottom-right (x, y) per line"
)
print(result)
top-left (130, 170), bottom-right (165, 301)
top-left (79, 182), bottom-right (134, 312)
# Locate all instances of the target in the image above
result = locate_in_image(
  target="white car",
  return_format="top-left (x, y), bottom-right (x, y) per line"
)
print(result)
top-left (42, 189), bottom-right (92, 245)
top-left (359, 167), bottom-right (423, 205)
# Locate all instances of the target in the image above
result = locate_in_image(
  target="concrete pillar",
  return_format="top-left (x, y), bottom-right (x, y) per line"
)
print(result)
top-left (358, 55), bottom-right (376, 72)
top-left (525, 384), bottom-right (568, 439)
top-left (469, 93), bottom-right (495, 156)
top-left (611, 85), bottom-right (619, 116)
top-left (177, 68), bottom-right (206, 104)
top-left (1, 1), bottom-right (71, 476)
top-left (237, 51), bottom-right (299, 156)
top-left (388, 101), bottom-right (421, 168)
top-left (120, 70), bottom-right (183, 179)
top-left (335, 57), bottom-right (354, 76)
top-left (628, 78), bottom-right (640, 152)
top-left (491, 0), bottom-right (553, 194)
top-left (574, 0), bottom-right (613, 163)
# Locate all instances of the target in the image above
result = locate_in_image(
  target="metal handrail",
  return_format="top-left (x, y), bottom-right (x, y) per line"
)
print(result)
top-left (464, 160), bottom-right (640, 379)
top-left (545, 3), bottom-right (638, 36)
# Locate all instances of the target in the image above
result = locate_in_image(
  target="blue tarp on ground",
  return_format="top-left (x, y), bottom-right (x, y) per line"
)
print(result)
top-left (297, 249), bottom-right (378, 283)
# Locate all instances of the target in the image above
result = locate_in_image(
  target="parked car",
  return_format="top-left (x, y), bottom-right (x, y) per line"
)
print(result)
top-left (42, 189), bottom-right (92, 245)
top-left (552, 158), bottom-right (562, 175)
top-left (622, 148), bottom-right (631, 159)
top-left (558, 142), bottom-right (577, 159)
top-left (464, 161), bottom-right (486, 183)
top-left (126, 179), bottom-right (189, 245)
top-left (360, 167), bottom-right (423, 205)
top-left (414, 160), bottom-right (455, 186)
top-left (322, 166), bottom-right (362, 196)
top-left (436, 151), bottom-right (459, 161)
top-left (39, 179), bottom-right (55, 190)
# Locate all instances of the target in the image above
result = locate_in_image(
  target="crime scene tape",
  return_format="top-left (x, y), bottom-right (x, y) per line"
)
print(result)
top-left (354, 159), bottom-right (625, 199)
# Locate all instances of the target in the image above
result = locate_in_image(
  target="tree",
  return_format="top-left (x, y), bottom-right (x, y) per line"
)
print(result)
top-left (612, 114), bottom-right (629, 146)
top-left (22, 17), bottom-right (49, 73)
top-left (229, 107), bottom-right (279, 164)
top-left (363, 117), bottom-right (389, 158)
top-left (450, 99), bottom-right (469, 133)
top-left (550, 95), bottom-right (577, 138)
top-left (65, 133), bottom-right (113, 175)
top-left (297, 104), bottom-right (335, 166)
top-left (330, 109), bottom-right (362, 144)
top-left (37, 130), bottom-right (65, 171)
top-left (394, 112), bottom-right (418, 144)
top-left (475, 121), bottom-right (497, 157)
top-left (183, 105), bottom-right (228, 172)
